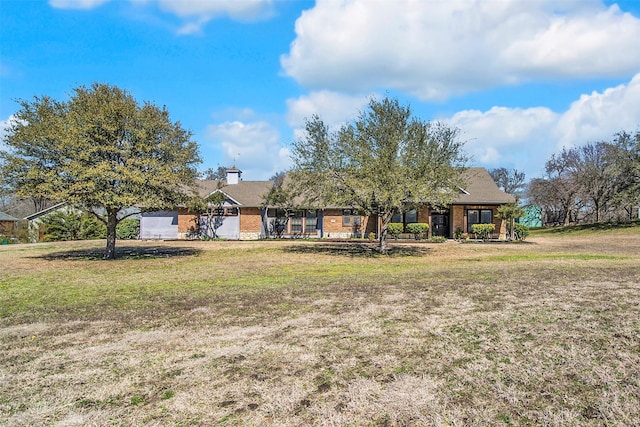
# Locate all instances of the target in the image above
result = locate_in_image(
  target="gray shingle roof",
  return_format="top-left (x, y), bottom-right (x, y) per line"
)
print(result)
top-left (192, 167), bottom-right (513, 208)
top-left (0, 211), bottom-right (19, 221)
top-left (455, 168), bottom-right (516, 205)
top-left (194, 180), bottom-right (274, 207)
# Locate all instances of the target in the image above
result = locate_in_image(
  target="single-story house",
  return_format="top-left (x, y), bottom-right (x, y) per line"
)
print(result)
top-left (0, 211), bottom-right (19, 236)
top-left (140, 167), bottom-right (515, 240)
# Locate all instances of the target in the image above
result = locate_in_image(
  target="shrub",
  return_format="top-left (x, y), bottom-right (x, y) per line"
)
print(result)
top-left (117, 219), bottom-right (140, 240)
top-left (471, 223), bottom-right (495, 240)
top-left (430, 235), bottom-right (447, 243)
top-left (387, 223), bottom-right (404, 239)
top-left (514, 223), bottom-right (529, 240)
top-left (41, 210), bottom-right (106, 241)
top-left (406, 223), bottom-right (429, 240)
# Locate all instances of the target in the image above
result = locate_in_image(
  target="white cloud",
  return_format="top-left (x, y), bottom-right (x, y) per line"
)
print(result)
top-left (205, 120), bottom-right (290, 180)
top-left (445, 73), bottom-right (640, 178)
top-left (554, 73), bottom-right (640, 149)
top-left (49, 0), bottom-right (110, 9)
top-left (0, 115), bottom-right (17, 152)
top-left (49, 0), bottom-right (274, 34)
top-left (286, 90), bottom-right (372, 130)
top-left (281, 0), bottom-right (640, 100)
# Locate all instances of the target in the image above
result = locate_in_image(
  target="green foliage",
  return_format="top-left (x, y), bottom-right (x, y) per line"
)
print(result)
top-left (41, 210), bottom-right (106, 241)
top-left (454, 227), bottom-right (468, 240)
top-left (406, 222), bottom-right (429, 239)
top-left (387, 223), bottom-right (404, 239)
top-left (1, 83), bottom-right (200, 258)
top-left (430, 235), bottom-right (447, 243)
top-left (514, 223), bottom-right (529, 240)
top-left (290, 96), bottom-right (467, 253)
top-left (471, 223), bottom-right (495, 240)
top-left (116, 219), bottom-right (140, 240)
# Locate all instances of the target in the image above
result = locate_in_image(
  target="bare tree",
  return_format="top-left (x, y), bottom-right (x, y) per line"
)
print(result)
top-left (489, 167), bottom-right (526, 197)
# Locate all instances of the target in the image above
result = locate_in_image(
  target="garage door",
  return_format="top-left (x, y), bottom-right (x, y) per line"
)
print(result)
top-left (200, 215), bottom-right (239, 240)
top-left (140, 211), bottom-right (178, 239)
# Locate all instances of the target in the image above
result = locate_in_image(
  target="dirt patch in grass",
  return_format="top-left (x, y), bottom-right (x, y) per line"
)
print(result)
top-left (1, 233), bottom-right (639, 425)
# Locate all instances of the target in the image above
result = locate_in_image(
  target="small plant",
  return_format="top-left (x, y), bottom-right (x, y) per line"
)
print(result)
top-left (406, 223), bottom-right (429, 240)
top-left (471, 223), bottom-right (495, 240)
top-left (454, 227), bottom-right (468, 240)
top-left (430, 235), bottom-right (447, 243)
top-left (368, 232), bottom-right (376, 240)
top-left (387, 223), bottom-right (403, 240)
top-left (514, 223), bottom-right (529, 240)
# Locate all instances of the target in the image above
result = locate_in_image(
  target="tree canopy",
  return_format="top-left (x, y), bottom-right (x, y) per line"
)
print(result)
top-left (527, 131), bottom-right (640, 226)
top-left (290, 96), bottom-right (467, 253)
top-left (1, 83), bottom-right (201, 258)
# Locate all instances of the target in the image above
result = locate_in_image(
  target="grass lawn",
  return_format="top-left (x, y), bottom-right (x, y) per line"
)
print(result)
top-left (1, 227), bottom-right (639, 426)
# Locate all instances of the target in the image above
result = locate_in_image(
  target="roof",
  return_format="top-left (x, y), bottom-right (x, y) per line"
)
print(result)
top-left (192, 167), bottom-right (513, 208)
top-left (194, 180), bottom-right (274, 207)
top-left (0, 211), bottom-right (19, 221)
top-left (454, 168), bottom-right (516, 205)
top-left (23, 202), bottom-right (69, 221)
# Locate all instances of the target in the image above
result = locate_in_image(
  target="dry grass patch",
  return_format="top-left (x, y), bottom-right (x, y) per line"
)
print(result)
top-left (1, 233), bottom-right (639, 426)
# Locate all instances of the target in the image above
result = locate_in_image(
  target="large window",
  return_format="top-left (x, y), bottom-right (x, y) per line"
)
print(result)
top-left (342, 209), bottom-right (361, 227)
top-left (467, 209), bottom-right (493, 232)
top-left (391, 210), bottom-right (418, 230)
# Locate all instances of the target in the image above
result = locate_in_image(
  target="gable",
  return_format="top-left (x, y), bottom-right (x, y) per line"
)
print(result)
top-left (454, 168), bottom-right (515, 205)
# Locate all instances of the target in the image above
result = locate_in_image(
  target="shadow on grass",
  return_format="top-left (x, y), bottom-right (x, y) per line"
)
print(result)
top-left (38, 246), bottom-right (202, 261)
top-left (535, 219), bottom-right (640, 235)
top-left (283, 242), bottom-right (432, 258)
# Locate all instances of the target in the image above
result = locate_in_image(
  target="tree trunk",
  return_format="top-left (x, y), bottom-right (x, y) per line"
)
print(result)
top-left (104, 210), bottom-right (118, 260)
top-left (378, 212), bottom-right (392, 254)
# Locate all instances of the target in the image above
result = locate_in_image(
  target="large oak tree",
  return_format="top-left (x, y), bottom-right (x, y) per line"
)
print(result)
top-left (290, 97), bottom-right (467, 253)
top-left (1, 83), bottom-right (201, 259)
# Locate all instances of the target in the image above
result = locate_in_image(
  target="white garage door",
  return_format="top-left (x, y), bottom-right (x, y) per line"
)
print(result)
top-left (140, 211), bottom-right (178, 239)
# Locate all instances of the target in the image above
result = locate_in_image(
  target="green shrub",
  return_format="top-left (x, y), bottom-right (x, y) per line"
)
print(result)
top-left (387, 223), bottom-right (404, 239)
top-left (41, 210), bottom-right (106, 241)
top-left (117, 219), bottom-right (140, 239)
top-left (514, 223), bottom-right (529, 240)
top-left (406, 223), bottom-right (429, 240)
top-left (471, 223), bottom-right (495, 240)
top-left (430, 235), bottom-right (447, 243)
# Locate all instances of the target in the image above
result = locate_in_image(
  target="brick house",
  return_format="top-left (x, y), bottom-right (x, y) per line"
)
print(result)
top-left (139, 167), bottom-right (515, 240)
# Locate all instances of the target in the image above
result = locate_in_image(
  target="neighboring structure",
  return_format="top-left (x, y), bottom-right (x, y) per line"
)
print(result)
top-left (24, 203), bottom-right (141, 242)
top-left (140, 167), bottom-right (515, 240)
top-left (0, 211), bottom-right (19, 236)
top-left (23, 202), bottom-right (72, 242)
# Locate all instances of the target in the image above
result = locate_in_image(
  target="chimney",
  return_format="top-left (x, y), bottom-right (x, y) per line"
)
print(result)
top-left (225, 167), bottom-right (242, 184)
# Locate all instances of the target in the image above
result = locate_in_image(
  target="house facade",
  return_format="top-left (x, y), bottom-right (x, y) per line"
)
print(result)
top-left (0, 211), bottom-right (19, 237)
top-left (140, 167), bottom-right (515, 240)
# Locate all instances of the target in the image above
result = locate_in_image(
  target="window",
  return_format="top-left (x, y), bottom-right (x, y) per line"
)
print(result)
top-left (305, 211), bottom-right (317, 231)
top-left (211, 207), bottom-right (238, 216)
top-left (467, 209), bottom-right (493, 232)
top-left (291, 215), bottom-right (303, 233)
top-left (343, 209), bottom-right (361, 227)
top-left (405, 210), bottom-right (418, 224)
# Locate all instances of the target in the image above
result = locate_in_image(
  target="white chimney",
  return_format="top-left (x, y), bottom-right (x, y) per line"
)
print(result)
top-left (225, 167), bottom-right (242, 184)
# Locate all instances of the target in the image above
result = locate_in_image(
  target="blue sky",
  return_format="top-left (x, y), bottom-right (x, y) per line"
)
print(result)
top-left (2, 0), bottom-right (639, 181)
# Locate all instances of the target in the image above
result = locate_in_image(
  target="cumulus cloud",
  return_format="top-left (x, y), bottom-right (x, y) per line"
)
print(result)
top-left (49, 0), bottom-right (274, 34)
top-left (281, 0), bottom-right (640, 100)
top-left (445, 73), bottom-right (640, 178)
top-left (205, 119), bottom-right (290, 180)
top-left (286, 90), bottom-right (372, 130)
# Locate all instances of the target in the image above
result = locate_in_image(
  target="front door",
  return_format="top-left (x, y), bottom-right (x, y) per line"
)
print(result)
top-left (431, 212), bottom-right (450, 238)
